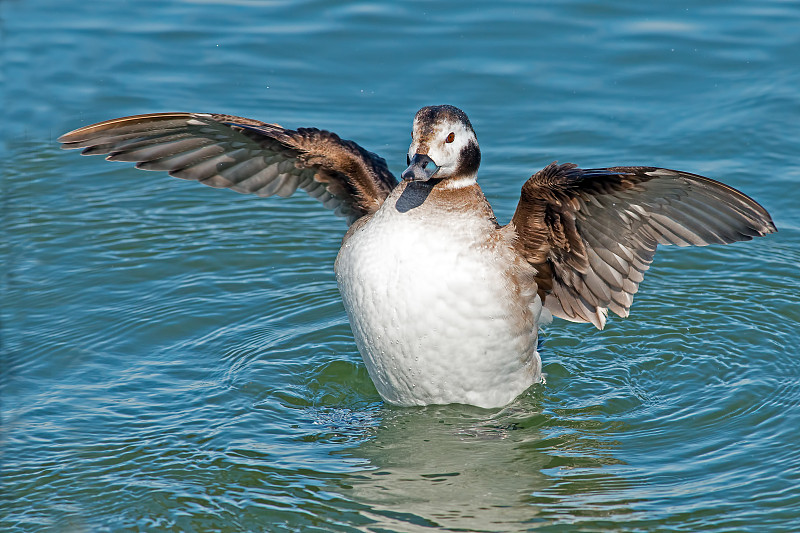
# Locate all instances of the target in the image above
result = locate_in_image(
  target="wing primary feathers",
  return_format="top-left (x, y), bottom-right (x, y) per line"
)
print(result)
top-left (59, 112), bottom-right (398, 224)
top-left (510, 163), bottom-right (776, 328)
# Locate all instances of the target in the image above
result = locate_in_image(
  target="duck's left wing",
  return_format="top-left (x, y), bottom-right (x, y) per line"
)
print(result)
top-left (59, 112), bottom-right (398, 224)
top-left (509, 162), bottom-right (776, 329)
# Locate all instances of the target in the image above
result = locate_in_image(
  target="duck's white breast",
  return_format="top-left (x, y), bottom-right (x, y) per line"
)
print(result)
top-left (334, 188), bottom-right (544, 408)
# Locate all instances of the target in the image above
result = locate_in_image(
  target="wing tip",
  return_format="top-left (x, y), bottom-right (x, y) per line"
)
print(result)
top-left (58, 112), bottom-right (201, 145)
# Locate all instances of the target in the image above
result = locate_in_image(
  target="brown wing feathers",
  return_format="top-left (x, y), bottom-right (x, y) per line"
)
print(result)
top-left (62, 114), bottom-right (775, 330)
top-left (264, 125), bottom-right (398, 215)
top-left (59, 113), bottom-right (398, 223)
top-left (511, 163), bottom-right (776, 329)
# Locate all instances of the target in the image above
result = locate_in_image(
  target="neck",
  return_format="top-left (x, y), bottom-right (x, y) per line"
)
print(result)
top-left (440, 174), bottom-right (478, 190)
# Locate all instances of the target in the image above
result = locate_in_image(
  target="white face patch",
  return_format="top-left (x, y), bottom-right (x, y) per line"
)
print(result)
top-left (407, 118), bottom-right (478, 180)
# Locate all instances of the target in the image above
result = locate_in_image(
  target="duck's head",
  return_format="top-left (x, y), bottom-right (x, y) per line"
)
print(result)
top-left (402, 105), bottom-right (481, 186)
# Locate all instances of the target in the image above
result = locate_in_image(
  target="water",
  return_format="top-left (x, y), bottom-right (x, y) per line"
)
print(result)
top-left (3, 1), bottom-right (799, 531)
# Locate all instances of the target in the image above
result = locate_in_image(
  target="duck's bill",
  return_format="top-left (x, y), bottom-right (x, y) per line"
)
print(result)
top-left (401, 153), bottom-right (440, 182)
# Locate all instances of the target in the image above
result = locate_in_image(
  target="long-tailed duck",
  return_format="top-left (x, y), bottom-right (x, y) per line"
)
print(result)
top-left (59, 105), bottom-right (776, 408)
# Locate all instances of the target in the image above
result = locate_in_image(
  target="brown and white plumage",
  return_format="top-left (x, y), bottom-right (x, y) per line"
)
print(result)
top-left (510, 163), bottom-right (776, 329)
top-left (60, 105), bottom-right (776, 407)
top-left (59, 112), bottom-right (397, 223)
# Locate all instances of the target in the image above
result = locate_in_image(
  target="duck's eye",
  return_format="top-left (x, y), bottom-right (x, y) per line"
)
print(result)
top-left (445, 132), bottom-right (455, 143)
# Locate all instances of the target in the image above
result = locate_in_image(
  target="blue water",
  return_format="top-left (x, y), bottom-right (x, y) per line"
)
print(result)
top-left (3, 1), bottom-right (800, 531)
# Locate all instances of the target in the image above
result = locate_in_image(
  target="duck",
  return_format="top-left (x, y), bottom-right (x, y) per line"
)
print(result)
top-left (59, 105), bottom-right (776, 408)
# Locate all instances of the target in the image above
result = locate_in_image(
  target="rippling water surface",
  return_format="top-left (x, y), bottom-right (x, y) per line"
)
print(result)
top-left (4, 1), bottom-right (800, 531)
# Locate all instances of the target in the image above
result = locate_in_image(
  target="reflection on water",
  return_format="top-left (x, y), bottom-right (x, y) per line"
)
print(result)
top-left (346, 407), bottom-right (550, 531)
top-left (314, 396), bottom-right (631, 532)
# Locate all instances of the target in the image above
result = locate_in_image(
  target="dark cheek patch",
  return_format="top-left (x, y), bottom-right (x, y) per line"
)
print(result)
top-left (454, 141), bottom-right (481, 176)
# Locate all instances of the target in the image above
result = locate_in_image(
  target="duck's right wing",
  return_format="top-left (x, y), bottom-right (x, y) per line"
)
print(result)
top-left (59, 112), bottom-right (399, 224)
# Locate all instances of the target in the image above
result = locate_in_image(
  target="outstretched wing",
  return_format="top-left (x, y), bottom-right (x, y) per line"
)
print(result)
top-left (510, 162), bottom-right (776, 329)
top-left (59, 112), bottom-right (398, 224)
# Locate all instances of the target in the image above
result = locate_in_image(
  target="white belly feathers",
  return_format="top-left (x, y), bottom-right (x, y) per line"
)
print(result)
top-left (335, 188), bottom-right (545, 408)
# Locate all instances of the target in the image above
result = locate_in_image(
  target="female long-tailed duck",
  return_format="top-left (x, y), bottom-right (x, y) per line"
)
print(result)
top-left (60, 105), bottom-right (776, 408)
